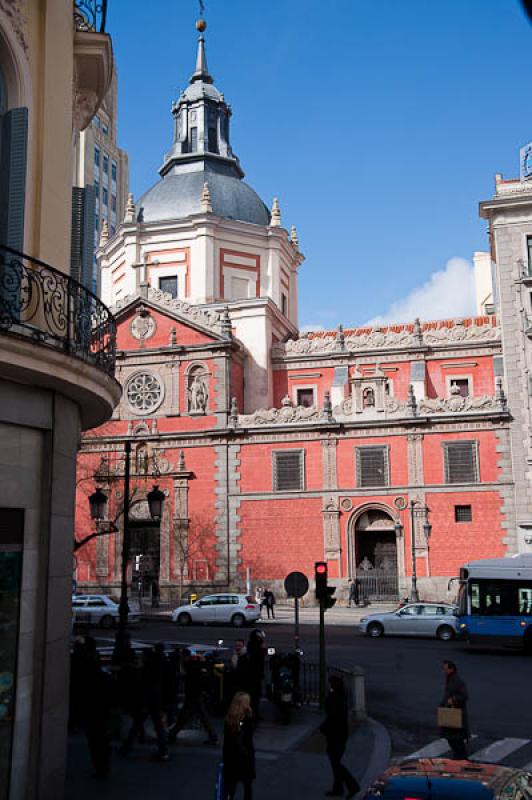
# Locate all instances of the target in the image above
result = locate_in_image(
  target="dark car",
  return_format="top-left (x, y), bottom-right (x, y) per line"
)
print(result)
top-left (363, 758), bottom-right (532, 799)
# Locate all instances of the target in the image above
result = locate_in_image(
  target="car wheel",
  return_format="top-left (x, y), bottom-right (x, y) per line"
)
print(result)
top-left (231, 613), bottom-right (245, 628)
top-left (178, 612), bottom-right (192, 626)
top-left (367, 622), bottom-right (384, 638)
top-left (436, 625), bottom-right (455, 641)
top-left (100, 614), bottom-right (114, 630)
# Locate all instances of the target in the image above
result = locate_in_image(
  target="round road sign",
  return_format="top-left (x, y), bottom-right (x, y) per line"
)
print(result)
top-left (284, 571), bottom-right (309, 599)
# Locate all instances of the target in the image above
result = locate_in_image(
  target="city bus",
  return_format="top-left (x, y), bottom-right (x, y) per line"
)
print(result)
top-left (455, 554), bottom-right (532, 651)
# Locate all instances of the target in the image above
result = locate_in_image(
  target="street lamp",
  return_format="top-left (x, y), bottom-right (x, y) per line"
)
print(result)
top-left (409, 500), bottom-right (431, 602)
top-left (87, 440), bottom-right (165, 660)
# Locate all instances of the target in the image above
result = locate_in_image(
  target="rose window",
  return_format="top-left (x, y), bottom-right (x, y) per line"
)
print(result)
top-left (126, 372), bottom-right (164, 415)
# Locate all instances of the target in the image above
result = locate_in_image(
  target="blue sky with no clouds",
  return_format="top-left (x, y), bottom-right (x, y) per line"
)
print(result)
top-left (106, 0), bottom-right (532, 329)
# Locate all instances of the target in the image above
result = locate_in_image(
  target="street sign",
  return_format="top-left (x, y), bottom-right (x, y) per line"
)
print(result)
top-left (284, 571), bottom-right (309, 599)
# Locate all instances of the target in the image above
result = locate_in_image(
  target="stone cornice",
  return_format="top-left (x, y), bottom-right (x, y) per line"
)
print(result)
top-left (111, 288), bottom-right (227, 338)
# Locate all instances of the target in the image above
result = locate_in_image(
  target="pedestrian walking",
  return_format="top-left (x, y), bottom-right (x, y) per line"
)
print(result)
top-left (81, 635), bottom-right (113, 779)
top-left (247, 629), bottom-right (266, 719)
top-left (264, 589), bottom-right (276, 619)
top-left (439, 660), bottom-right (469, 760)
top-left (320, 675), bottom-right (360, 799)
top-left (348, 579), bottom-right (360, 608)
top-left (121, 644), bottom-right (170, 760)
top-left (168, 649), bottom-right (218, 745)
top-left (223, 692), bottom-right (255, 800)
top-left (228, 639), bottom-right (250, 699)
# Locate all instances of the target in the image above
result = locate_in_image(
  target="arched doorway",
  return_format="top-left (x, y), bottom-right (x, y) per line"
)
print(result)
top-left (349, 506), bottom-right (400, 601)
top-left (129, 500), bottom-right (161, 606)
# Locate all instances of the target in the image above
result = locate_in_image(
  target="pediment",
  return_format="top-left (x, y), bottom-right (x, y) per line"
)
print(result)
top-left (111, 289), bottom-right (228, 343)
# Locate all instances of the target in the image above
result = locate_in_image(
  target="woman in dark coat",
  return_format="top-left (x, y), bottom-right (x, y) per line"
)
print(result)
top-left (320, 676), bottom-right (359, 798)
top-left (223, 691), bottom-right (255, 800)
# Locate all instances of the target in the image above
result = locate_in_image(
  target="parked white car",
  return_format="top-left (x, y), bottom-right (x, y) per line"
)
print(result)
top-left (359, 602), bottom-right (458, 640)
top-left (171, 593), bottom-right (261, 627)
top-left (72, 594), bottom-right (140, 628)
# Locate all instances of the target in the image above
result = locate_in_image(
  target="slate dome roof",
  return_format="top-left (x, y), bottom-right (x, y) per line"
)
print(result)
top-left (137, 170), bottom-right (270, 227)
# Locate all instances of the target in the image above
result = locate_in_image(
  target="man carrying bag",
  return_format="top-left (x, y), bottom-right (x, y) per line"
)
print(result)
top-left (438, 660), bottom-right (469, 760)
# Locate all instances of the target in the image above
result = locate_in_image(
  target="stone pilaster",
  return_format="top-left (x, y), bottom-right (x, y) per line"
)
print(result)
top-left (321, 437), bottom-right (338, 490)
top-left (214, 443), bottom-right (241, 583)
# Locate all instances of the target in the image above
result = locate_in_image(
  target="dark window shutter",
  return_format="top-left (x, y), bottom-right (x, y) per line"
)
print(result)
top-left (356, 446), bottom-right (389, 487)
top-left (444, 442), bottom-right (479, 484)
top-left (274, 451), bottom-right (304, 491)
top-left (70, 185), bottom-right (96, 290)
top-left (0, 107), bottom-right (28, 250)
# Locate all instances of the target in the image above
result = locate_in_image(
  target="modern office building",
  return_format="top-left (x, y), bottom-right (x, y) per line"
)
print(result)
top-left (72, 68), bottom-right (128, 292)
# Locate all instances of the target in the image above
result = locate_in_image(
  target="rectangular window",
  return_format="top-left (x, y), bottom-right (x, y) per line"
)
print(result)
top-left (94, 178), bottom-right (100, 198)
top-left (102, 122), bottom-right (109, 136)
top-left (450, 378), bottom-right (470, 398)
top-left (94, 115), bottom-right (100, 128)
top-left (444, 441), bottom-right (479, 484)
top-left (355, 446), bottom-right (389, 488)
top-left (296, 388), bottom-right (315, 408)
top-left (94, 145), bottom-right (100, 167)
top-left (190, 127), bottom-right (198, 152)
top-left (273, 450), bottom-right (305, 492)
top-left (111, 160), bottom-right (117, 182)
top-left (231, 276), bottom-right (249, 299)
top-left (111, 194), bottom-right (116, 213)
top-left (159, 276), bottom-right (178, 299)
top-left (455, 504), bottom-right (472, 523)
top-left (281, 293), bottom-right (288, 315)
top-left (102, 153), bottom-right (109, 174)
top-left (208, 127), bottom-right (218, 153)
top-left (527, 236), bottom-right (532, 275)
top-left (102, 187), bottom-right (108, 206)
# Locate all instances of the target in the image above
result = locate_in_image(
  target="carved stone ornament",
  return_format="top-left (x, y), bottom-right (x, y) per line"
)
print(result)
top-left (187, 368), bottom-right (209, 414)
top-left (272, 320), bottom-right (500, 358)
top-left (238, 395), bottom-right (331, 427)
top-left (0, 0), bottom-right (28, 54)
top-left (126, 372), bottom-right (164, 415)
top-left (112, 288), bottom-right (224, 335)
top-left (131, 310), bottom-right (156, 341)
top-left (418, 386), bottom-right (501, 414)
top-left (73, 88), bottom-right (99, 132)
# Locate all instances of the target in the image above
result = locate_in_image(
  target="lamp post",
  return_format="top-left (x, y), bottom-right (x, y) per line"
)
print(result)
top-left (409, 500), bottom-right (431, 602)
top-left (88, 440), bottom-right (165, 659)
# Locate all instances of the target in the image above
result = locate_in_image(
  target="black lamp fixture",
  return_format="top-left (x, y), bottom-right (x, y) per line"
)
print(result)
top-left (88, 487), bottom-right (108, 521)
top-left (423, 520), bottom-right (432, 540)
top-left (147, 484), bottom-right (165, 520)
top-left (394, 519), bottom-right (404, 538)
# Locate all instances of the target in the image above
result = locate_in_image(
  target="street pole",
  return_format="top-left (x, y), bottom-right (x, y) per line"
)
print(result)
top-left (410, 500), bottom-right (419, 602)
top-left (294, 596), bottom-right (300, 652)
top-left (319, 598), bottom-right (326, 708)
top-left (117, 440), bottom-right (132, 649)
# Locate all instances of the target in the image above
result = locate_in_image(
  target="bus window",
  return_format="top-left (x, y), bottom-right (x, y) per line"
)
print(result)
top-left (471, 582), bottom-right (480, 614)
top-left (518, 587), bottom-right (532, 615)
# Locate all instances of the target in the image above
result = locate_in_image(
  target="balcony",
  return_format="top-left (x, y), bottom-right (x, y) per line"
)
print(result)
top-left (72, 1), bottom-right (112, 131)
top-left (0, 245), bottom-right (120, 428)
top-left (73, 0), bottom-right (108, 33)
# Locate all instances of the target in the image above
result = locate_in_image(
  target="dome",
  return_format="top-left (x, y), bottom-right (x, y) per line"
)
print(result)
top-left (137, 170), bottom-right (270, 227)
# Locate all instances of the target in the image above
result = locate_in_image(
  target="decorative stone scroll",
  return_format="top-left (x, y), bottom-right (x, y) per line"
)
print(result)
top-left (238, 395), bottom-right (331, 426)
top-left (112, 287), bottom-right (224, 334)
top-left (272, 319), bottom-right (500, 358)
top-left (418, 387), bottom-right (503, 414)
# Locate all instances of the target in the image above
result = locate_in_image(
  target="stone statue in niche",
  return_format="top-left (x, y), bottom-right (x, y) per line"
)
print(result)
top-left (363, 387), bottom-right (375, 408)
top-left (136, 444), bottom-right (149, 475)
top-left (188, 370), bottom-right (209, 414)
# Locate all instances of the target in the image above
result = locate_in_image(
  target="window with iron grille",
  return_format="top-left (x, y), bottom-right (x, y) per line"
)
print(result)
top-left (273, 450), bottom-right (305, 492)
top-left (355, 446), bottom-right (389, 488)
top-left (159, 276), bottom-right (178, 299)
top-left (455, 504), bottom-right (472, 522)
top-left (443, 442), bottom-right (479, 484)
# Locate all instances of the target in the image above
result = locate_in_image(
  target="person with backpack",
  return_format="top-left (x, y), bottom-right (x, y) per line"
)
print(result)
top-left (223, 692), bottom-right (255, 800)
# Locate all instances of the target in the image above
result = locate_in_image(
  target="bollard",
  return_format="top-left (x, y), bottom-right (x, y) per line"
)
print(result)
top-left (349, 667), bottom-right (367, 722)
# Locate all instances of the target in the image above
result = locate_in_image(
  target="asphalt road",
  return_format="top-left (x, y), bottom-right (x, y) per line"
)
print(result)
top-left (113, 617), bottom-right (531, 760)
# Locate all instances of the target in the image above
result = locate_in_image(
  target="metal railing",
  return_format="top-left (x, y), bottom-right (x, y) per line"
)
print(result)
top-left (298, 662), bottom-right (366, 720)
top-left (74, 0), bottom-right (108, 32)
top-left (357, 572), bottom-right (400, 602)
top-left (0, 245), bottom-right (116, 376)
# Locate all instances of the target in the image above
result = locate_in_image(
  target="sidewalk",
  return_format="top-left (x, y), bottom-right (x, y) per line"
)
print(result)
top-left (65, 702), bottom-right (390, 799)
top-left (141, 603), bottom-right (398, 627)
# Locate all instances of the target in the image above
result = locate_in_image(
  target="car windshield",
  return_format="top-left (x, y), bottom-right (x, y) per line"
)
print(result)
top-left (108, 596), bottom-right (120, 605)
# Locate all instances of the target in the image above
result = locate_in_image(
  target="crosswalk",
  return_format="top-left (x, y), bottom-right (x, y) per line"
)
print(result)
top-left (401, 735), bottom-right (532, 771)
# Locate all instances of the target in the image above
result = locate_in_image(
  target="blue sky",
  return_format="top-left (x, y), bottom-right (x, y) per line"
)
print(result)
top-left (107, 0), bottom-right (532, 329)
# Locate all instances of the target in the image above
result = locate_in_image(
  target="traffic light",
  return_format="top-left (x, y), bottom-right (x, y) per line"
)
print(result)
top-left (315, 561), bottom-right (327, 601)
top-left (315, 561), bottom-right (336, 610)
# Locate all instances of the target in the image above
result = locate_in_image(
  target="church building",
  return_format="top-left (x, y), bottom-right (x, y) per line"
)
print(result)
top-left (75, 21), bottom-right (512, 604)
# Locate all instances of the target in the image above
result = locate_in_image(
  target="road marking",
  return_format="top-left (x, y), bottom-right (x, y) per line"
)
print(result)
top-left (407, 735), bottom-right (478, 760)
top-left (469, 738), bottom-right (530, 763)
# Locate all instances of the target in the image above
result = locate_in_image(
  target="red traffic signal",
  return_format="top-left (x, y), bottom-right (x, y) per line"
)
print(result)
top-left (315, 561), bottom-right (328, 600)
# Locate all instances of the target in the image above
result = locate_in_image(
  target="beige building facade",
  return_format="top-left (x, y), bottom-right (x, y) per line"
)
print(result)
top-left (0, 2), bottom-right (120, 798)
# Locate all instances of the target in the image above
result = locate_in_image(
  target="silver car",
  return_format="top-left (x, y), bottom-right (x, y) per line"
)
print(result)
top-left (359, 602), bottom-right (458, 640)
top-left (171, 593), bottom-right (261, 627)
top-left (72, 594), bottom-right (140, 628)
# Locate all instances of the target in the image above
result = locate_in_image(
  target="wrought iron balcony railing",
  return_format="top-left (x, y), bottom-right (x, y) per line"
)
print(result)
top-left (74, 0), bottom-right (108, 33)
top-left (0, 245), bottom-right (116, 377)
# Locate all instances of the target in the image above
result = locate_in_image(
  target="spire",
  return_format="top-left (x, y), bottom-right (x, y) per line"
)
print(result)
top-left (190, 18), bottom-right (213, 84)
top-left (270, 197), bottom-right (281, 227)
top-left (99, 220), bottom-right (109, 247)
top-left (290, 224), bottom-right (299, 249)
top-left (201, 181), bottom-right (212, 213)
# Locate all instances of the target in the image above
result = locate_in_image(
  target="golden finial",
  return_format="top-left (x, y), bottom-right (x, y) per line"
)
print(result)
top-left (196, 18), bottom-right (207, 32)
